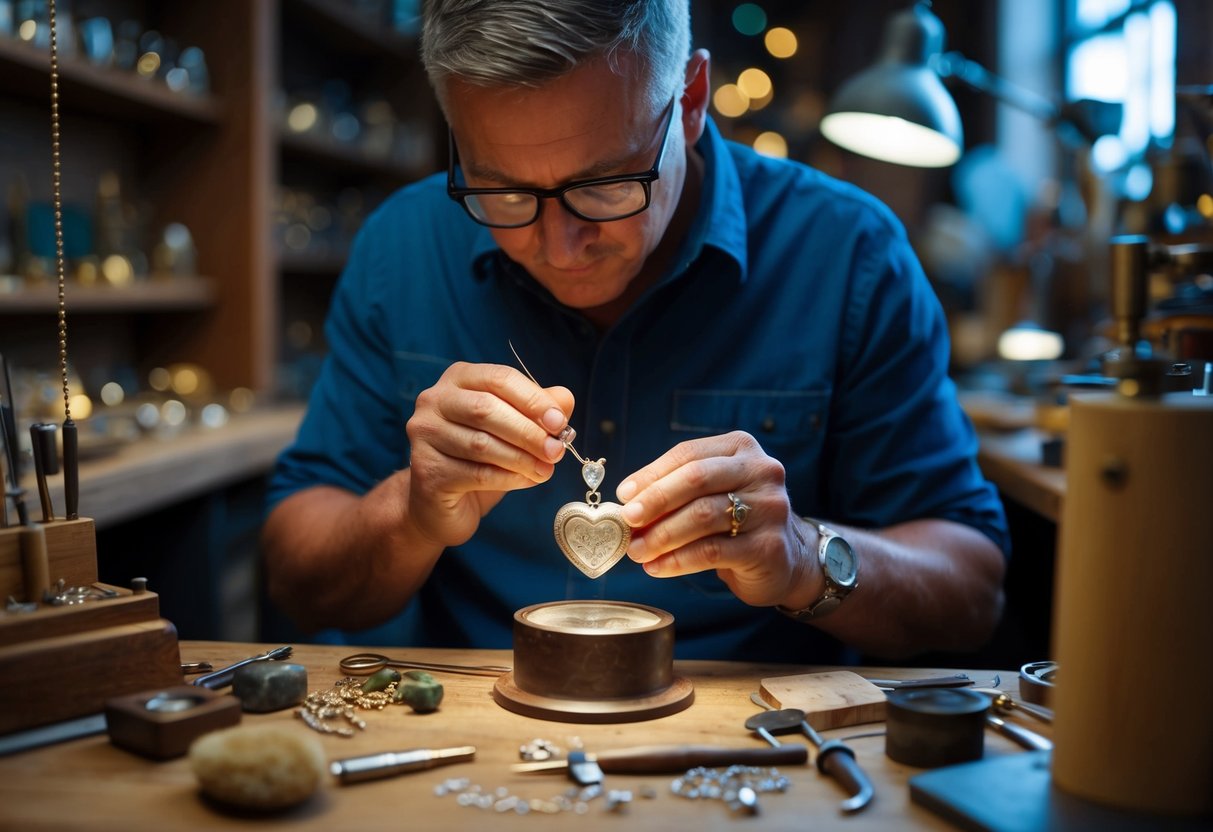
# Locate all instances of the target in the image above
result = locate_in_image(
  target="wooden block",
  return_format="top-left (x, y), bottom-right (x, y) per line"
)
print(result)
top-left (0, 584), bottom-right (161, 647)
top-left (758, 670), bottom-right (887, 730)
top-left (0, 618), bottom-right (183, 734)
top-left (0, 518), bottom-right (99, 601)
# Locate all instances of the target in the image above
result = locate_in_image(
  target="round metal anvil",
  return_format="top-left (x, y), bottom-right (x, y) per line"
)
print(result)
top-left (492, 600), bottom-right (694, 723)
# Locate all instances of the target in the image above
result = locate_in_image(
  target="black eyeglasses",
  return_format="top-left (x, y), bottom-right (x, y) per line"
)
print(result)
top-left (446, 98), bottom-right (677, 229)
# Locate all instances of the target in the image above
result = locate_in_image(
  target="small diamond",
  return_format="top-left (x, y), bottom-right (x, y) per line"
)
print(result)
top-left (582, 460), bottom-right (605, 490)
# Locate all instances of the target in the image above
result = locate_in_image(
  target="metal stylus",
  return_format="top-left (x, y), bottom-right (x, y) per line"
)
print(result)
top-left (330, 746), bottom-right (477, 784)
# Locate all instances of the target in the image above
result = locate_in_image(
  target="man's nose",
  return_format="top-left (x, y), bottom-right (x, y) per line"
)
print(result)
top-left (537, 198), bottom-right (595, 265)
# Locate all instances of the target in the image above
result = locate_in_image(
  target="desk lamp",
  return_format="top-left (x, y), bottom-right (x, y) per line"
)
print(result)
top-left (819, 2), bottom-right (1122, 365)
top-left (819, 1), bottom-right (1119, 168)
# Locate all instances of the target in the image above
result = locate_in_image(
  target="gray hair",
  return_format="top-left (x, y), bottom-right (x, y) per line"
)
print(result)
top-left (421, 0), bottom-right (691, 113)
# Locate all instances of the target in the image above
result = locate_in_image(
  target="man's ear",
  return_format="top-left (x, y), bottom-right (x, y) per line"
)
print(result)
top-left (681, 49), bottom-right (711, 145)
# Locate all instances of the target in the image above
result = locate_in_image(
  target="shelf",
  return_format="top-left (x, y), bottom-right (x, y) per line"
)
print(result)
top-left (285, 0), bottom-right (418, 60)
top-left (277, 252), bottom-right (348, 275)
top-left (18, 404), bottom-right (305, 529)
top-left (279, 128), bottom-right (423, 181)
top-left (0, 278), bottom-right (218, 314)
top-left (0, 37), bottom-right (224, 125)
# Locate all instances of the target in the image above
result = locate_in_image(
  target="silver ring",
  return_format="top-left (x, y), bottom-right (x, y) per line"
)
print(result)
top-left (726, 492), bottom-right (751, 537)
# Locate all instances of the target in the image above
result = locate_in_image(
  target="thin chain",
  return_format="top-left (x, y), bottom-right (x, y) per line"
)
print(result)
top-left (48, 0), bottom-right (72, 421)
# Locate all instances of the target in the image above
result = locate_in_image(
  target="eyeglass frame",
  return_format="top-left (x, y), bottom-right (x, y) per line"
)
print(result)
top-left (445, 97), bottom-right (678, 228)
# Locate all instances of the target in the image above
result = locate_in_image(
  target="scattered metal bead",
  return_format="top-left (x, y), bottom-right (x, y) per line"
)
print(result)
top-left (519, 738), bottom-right (561, 762)
top-left (669, 765), bottom-right (789, 813)
top-left (605, 789), bottom-right (633, 812)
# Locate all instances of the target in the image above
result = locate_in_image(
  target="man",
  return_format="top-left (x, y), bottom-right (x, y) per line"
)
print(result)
top-left (263, 0), bottom-right (1008, 662)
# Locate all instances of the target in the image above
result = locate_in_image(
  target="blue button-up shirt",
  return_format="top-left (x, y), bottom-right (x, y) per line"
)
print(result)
top-left (269, 119), bottom-right (1008, 662)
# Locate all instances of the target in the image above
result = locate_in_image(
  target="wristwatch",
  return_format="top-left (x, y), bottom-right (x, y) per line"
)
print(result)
top-left (777, 518), bottom-right (859, 621)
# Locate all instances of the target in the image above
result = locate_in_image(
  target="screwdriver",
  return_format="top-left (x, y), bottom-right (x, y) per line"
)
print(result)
top-left (191, 645), bottom-right (293, 689)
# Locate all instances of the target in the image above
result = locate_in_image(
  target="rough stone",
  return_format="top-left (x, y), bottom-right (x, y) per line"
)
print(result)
top-left (232, 662), bottom-right (308, 713)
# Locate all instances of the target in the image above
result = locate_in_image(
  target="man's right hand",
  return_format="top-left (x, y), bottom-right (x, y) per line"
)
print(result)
top-left (404, 361), bottom-right (574, 547)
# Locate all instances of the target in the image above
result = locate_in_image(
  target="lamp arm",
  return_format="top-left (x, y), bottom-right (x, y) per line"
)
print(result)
top-left (934, 51), bottom-right (1059, 126)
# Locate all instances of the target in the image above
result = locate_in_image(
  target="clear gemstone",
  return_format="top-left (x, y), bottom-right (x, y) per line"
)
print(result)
top-left (582, 461), bottom-right (605, 490)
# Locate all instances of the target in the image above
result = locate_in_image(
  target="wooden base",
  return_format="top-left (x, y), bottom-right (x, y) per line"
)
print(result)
top-left (492, 671), bottom-right (694, 724)
top-left (0, 517), bottom-right (183, 735)
top-left (0, 615), bottom-right (183, 734)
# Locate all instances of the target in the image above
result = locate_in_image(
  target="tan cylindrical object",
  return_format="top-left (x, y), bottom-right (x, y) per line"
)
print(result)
top-left (20, 524), bottom-right (51, 603)
top-left (1052, 392), bottom-right (1213, 815)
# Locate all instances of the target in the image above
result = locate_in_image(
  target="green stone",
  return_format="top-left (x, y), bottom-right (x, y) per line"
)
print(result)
top-left (393, 672), bottom-right (443, 713)
top-left (361, 668), bottom-right (401, 693)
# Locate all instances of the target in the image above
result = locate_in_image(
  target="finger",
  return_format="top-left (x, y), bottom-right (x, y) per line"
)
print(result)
top-left (417, 419), bottom-right (556, 485)
top-left (427, 366), bottom-right (567, 463)
top-left (626, 493), bottom-right (736, 563)
top-left (637, 534), bottom-right (736, 578)
top-left (474, 363), bottom-right (573, 437)
top-left (619, 454), bottom-right (740, 528)
top-left (616, 432), bottom-right (755, 503)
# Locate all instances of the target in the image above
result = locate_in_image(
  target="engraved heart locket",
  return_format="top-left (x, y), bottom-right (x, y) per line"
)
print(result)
top-left (553, 458), bottom-right (631, 579)
top-left (508, 341), bottom-right (631, 580)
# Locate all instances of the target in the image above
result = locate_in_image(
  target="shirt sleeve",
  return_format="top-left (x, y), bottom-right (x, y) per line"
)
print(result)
top-left (823, 211), bottom-right (1010, 557)
top-left (267, 215), bottom-right (408, 509)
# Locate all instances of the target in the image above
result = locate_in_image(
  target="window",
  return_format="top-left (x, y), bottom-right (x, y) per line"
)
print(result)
top-left (1066, 0), bottom-right (1176, 175)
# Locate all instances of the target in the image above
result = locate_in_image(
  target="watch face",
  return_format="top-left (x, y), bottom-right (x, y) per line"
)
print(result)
top-left (822, 536), bottom-right (858, 586)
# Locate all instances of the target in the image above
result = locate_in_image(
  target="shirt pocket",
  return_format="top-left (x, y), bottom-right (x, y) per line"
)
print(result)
top-left (670, 388), bottom-right (830, 451)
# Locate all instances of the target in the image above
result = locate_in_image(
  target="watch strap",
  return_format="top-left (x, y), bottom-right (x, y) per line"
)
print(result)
top-left (776, 518), bottom-right (856, 622)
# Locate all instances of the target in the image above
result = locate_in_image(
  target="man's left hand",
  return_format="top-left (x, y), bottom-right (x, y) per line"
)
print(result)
top-left (617, 430), bottom-right (817, 608)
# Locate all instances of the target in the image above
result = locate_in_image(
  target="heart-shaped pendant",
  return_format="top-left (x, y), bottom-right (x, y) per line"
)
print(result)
top-left (553, 500), bottom-right (631, 579)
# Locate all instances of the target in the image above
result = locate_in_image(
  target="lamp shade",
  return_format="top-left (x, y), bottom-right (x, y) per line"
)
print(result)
top-left (820, 3), bottom-right (964, 167)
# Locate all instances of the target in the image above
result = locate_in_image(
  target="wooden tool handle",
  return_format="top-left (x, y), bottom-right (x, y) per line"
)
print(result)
top-left (61, 419), bottom-right (78, 520)
top-left (596, 744), bottom-right (808, 773)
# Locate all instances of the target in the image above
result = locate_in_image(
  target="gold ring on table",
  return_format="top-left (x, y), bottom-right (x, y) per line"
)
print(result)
top-left (726, 492), bottom-right (752, 537)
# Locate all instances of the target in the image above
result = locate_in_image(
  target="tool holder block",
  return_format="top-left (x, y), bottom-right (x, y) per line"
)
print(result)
top-left (0, 518), bottom-right (182, 735)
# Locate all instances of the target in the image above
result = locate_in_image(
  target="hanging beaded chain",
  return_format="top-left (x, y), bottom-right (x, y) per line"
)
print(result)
top-left (47, 0), bottom-right (75, 428)
top-left (295, 677), bottom-right (394, 737)
top-left (670, 765), bottom-right (791, 814)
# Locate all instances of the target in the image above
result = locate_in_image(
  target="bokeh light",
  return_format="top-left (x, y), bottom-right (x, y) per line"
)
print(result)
top-left (737, 68), bottom-right (773, 101)
top-left (713, 84), bottom-right (750, 118)
top-left (732, 3), bottom-right (767, 36)
top-left (753, 131), bottom-right (789, 158)
top-left (765, 27), bottom-right (798, 58)
top-left (100, 382), bottom-right (125, 406)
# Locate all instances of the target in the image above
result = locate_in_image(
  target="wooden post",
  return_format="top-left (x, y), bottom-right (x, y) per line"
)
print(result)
top-left (1051, 393), bottom-right (1213, 815)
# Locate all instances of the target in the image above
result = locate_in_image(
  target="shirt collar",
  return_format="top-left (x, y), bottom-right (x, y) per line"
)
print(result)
top-left (683, 116), bottom-right (748, 282)
top-left (470, 115), bottom-right (749, 284)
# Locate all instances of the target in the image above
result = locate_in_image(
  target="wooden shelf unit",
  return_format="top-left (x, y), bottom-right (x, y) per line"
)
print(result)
top-left (0, 277), bottom-right (217, 313)
top-left (0, 0), bottom-right (438, 395)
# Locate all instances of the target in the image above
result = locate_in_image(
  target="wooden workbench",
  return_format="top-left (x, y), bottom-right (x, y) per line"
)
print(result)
top-left (0, 642), bottom-right (1039, 831)
top-left (977, 429), bottom-right (1066, 523)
